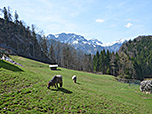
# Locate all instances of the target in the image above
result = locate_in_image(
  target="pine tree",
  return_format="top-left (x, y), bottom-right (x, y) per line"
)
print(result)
top-left (14, 10), bottom-right (19, 24)
top-left (106, 50), bottom-right (110, 74)
top-left (102, 49), bottom-right (107, 74)
top-left (31, 24), bottom-right (36, 38)
top-left (93, 51), bottom-right (100, 72)
top-left (99, 51), bottom-right (103, 73)
top-left (31, 24), bottom-right (37, 57)
top-left (7, 6), bottom-right (12, 22)
top-left (2, 7), bottom-right (8, 21)
top-left (1, 7), bottom-right (12, 22)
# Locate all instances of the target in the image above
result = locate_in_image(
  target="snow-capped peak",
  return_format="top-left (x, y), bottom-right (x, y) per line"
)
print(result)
top-left (89, 39), bottom-right (103, 46)
top-left (46, 33), bottom-right (127, 54)
top-left (101, 39), bottom-right (126, 47)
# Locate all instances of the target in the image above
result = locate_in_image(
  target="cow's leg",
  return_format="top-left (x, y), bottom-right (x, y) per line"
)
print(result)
top-left (60, 82), bottom-right (62, 87)
top-left (54, 83), bottom-right (57, 88)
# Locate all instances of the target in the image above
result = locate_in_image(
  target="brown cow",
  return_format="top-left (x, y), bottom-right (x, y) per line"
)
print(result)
top-left (47, 75), bottom-right (63, 89)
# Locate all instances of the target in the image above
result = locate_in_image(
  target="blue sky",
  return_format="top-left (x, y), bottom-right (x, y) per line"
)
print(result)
top-left (0, 0), bottom-right (152, 43)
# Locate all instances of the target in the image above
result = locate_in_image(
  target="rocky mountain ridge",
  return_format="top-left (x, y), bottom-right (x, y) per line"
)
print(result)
top-left (47, 33), bottom-right (126, 54)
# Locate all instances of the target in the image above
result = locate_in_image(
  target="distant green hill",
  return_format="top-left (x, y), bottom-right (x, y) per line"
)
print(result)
top-left (118, 36), bottom-right (152, 80)
top-left (0, 56), bottom-right (152, 113)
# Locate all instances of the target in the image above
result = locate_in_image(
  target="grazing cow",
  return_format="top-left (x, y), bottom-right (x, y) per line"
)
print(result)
top-left (47, 75), bottom-right (63, 89)
top-left (72, 75), bottom-right (77, 83)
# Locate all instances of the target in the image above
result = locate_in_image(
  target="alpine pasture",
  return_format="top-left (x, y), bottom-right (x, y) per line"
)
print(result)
top-left (0, 56), bottom-right (152, 113)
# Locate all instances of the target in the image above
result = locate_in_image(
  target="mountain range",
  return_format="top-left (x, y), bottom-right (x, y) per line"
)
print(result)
top-left (47, 33), bottom-right (127, 54)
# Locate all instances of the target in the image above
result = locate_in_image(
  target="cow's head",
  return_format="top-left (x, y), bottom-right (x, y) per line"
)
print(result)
top-left (47, 81), bottom-right (53, 89)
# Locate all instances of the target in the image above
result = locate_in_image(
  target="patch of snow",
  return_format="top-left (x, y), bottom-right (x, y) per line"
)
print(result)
top-left (54, 34), bottom-right (59, 38)
top-left (96, 42), bottom-right (103, 46)
top-left (73, 40), bottom-right (78, 44)
top-left (83, 41), bottom-right (88, 44)
top-left (101, 39), bottom-right (126, 47)
top-left (72, 35), bottom-right (76, 38)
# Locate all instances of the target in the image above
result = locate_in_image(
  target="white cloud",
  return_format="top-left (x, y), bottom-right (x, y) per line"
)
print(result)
top-left (96, 18), bottom-right (104, 23)
top-left (125, 23), bottom-right (133, 28)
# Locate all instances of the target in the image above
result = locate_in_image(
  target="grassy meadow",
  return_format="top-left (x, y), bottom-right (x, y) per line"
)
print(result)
top-left (0, 56), bottom-right (152, 113)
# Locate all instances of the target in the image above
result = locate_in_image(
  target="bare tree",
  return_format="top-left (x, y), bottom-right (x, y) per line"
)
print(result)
top-left (49, 44), bottom-right (55, 62)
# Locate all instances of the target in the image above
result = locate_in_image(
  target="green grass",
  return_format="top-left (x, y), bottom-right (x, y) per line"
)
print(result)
top-left (0, 56), bottom-right (152, 114)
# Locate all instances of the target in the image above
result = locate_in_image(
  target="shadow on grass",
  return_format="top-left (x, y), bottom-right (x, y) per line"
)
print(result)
top-left (50, 87), bottom-right (72, 94)
top-left (76, 82), bottom-right (81, 85)
top-left (50, 69), bottom-right (61, 71)
top-left (56, 69), bottom-right (61, 71)
top-left (0, 60), bottom-right (23, 72)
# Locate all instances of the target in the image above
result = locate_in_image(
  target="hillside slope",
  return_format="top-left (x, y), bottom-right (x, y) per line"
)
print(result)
top-left (0, 56), bottom-right (152, 113)
top-left (0, 18), bottom-right (52, 63)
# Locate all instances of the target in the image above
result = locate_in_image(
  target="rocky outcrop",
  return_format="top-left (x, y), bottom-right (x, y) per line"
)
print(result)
top-left (140, 80), bottom-right (152, 94)
top-left (1, 55), bottom-right (23, 67)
